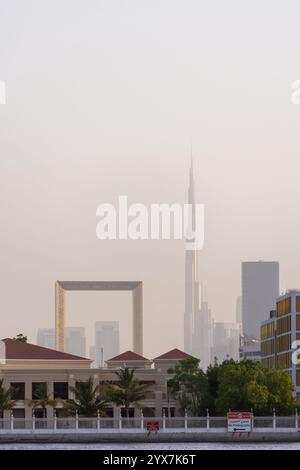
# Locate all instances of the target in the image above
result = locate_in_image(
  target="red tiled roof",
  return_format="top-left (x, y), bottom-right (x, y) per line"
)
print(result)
top-left (1, 338), bottom-right (90, 361)
top-left (107, 350), bottom-right (150, 362)
top-left (153, 348), bottom-right (193, 360)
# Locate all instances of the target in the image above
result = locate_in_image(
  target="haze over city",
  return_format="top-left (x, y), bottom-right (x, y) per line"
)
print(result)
top-left (1, 0), bottom-right (300, 358)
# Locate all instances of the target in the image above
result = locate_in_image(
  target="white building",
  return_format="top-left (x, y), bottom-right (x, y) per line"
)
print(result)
top-left (95, 321), bottom-right (119, 367)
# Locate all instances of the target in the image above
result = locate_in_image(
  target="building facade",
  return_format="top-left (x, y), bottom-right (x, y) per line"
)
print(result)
top-left (261, 290), bottom-right (300, 397)
top-left (242, 261), bottom-right (279, 339)
top-left (0, 339), bottom-right (192, 420)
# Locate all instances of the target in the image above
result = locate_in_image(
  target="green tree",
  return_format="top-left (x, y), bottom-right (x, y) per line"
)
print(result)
top-left (167, 357), bottom-right (208, 416)
top-left (108, 368), bottom-right (149, 418)
top-left (0, 379), bottom-right (15, 418)
top-left (13, 334), bottom-right (27, 343)
top-left (263, 367), bottom-right (297, 415)
top-left (29, 383), bottom-right (57, 419)
top-left (65, 377), bottom-right (108, 417)
top-left (215, 360), bottom-right (297, 415)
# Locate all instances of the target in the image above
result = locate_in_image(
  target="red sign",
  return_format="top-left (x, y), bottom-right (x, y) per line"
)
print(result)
top-left (146, 421), bottom-right (160, 431)
top-left (227, 412), bottom-right (252, 419)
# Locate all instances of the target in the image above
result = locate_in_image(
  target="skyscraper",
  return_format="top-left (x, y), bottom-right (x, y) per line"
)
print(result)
top-left (37, 328), bottom-right (55, 350)
top-left (66, 327), bottom-right (86, 357)
top-left (95, 321), bottom-right (120, 367)
top-left (184, 159), bottom-right (212, 367)
top-left (242, 261), bottom-right (279, 339)
top-left (184, 159), bottom-right (199, 354)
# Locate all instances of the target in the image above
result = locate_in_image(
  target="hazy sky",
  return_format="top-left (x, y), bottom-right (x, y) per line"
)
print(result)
top-left (1, 1), bottom-right (300, 358)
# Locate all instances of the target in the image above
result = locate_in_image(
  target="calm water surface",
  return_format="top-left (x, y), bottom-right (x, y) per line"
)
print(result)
top-left (0, 443), bottom-right (300, 450)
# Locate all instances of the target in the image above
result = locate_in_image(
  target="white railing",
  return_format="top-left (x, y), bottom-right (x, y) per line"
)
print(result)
top-left (0, 411), bottom-right (299, 433)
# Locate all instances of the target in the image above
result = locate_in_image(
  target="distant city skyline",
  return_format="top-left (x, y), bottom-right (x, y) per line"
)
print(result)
top-left (37, 326), bottom-right (86, 358)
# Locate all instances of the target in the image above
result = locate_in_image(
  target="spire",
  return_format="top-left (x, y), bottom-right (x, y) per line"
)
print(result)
top-left (188, 153), bottom-right (196, 234)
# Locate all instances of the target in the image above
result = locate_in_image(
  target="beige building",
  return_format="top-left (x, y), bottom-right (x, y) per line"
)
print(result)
top-left (0, 339), bottom-right (192, 421)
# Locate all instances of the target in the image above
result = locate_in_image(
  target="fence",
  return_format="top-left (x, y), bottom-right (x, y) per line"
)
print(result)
top-left (0, 411), bottom-right (299, 433)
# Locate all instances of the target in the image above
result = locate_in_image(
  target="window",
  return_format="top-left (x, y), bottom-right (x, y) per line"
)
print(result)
top-left (121, 408), bottom-right (134, 418)
top-left (32, 382), bottom-right (47, 400)
top-left (54, 382), bottom-right (68, 400)
top-left (276, 334), bottom-right (291, 353)
top-left (277, 315), bottom-right (291, 335)
top-left (261, 321), bottom-right (275, 340)
top-left (162, 407), bottom-right (175, 417)
top-left (261, 339), bottom-right (274, 356)
top-left (10, 382), bottom-right (25, 400)
top-left (277, 297), bottom-right (291, 317)
top-left (276, 352), bottom-right (291, 369)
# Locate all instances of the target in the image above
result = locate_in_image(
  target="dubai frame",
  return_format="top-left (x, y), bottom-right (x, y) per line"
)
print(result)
top-left (55, 281), bottom-right (143, 355)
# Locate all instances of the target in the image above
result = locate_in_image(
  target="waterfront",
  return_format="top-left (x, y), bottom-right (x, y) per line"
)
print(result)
top-left (1, 442), bottom-right (300, 450)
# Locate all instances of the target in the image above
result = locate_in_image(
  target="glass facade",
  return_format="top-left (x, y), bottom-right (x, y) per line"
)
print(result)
top-left (261, 338), bottom-right (275, 356)
top-left (276, 297), bottom-right (291, 317)
top-left (276, 352), bottom-right (291, 369)
top-left (296, 296), bottom-right (300, 313)
top-left (277, 315), bottom-right (291, 335)
top-left (276, 333), bottom-right (291, 353)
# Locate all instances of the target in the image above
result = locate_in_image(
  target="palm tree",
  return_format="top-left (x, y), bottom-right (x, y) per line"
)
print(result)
top-left (29, 383), bottom-right (57, 419)
top-left (0, 379), bottom-right (15, 418)
top-left (64, 377), bottom-right (108, 417)
top-left (108, 368), bottom-right (149, 418)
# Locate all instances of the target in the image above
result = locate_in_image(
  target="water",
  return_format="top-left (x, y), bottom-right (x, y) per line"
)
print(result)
top-left (0, 442), bottom-right (300, 450)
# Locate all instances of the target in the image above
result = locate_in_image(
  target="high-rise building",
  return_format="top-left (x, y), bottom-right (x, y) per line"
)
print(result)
top-left (261, 290), bottom-right (300, 398)
top-left (37, 328), bottom-right (55, 350)
top-left (184, 159), bottom-right (213, 367)
top-left (192, 289), bottom-right (213, 370)
top-left (66, 327), bottom-right (86, 358)
top-left (242, 261), bottom-right (279, 339)
top-left (212, 322), bottom-right (240, 362)
top-left (184, 159), bottom-right (199, 354)
top-left (95, 321), bottom-right (119, 367)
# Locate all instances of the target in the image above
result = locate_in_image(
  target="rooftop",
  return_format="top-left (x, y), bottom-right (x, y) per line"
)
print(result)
top-left (153, 348), bottom-right (193, 360)
top-left (1, 338), bottom-right (90, 361)
top-left (107, 350), bottom-right (150, 362)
